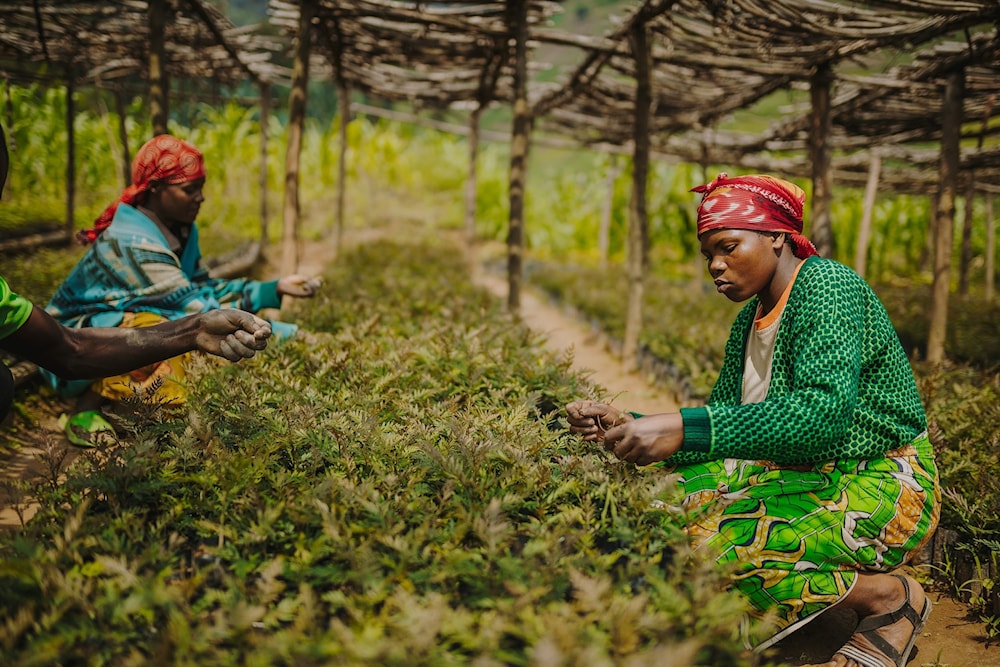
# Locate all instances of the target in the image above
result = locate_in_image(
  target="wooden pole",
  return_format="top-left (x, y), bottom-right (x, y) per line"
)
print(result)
top-left (64, 71), bottom-right (75, 241)
top-left (336, 82), bottom-right (349, 251)
top-left (927, 70), bottom-right (964, 366)
top-left (114, 88), bottom-right (131, 186)
top-left (960, 94), bottom-right (994, 296)
top-left (854, 150), bottom-right (881, 280)
top-left (148, 0), bottom-right (169, 136)
top-left (622, 22), bottom-right (651, 371)
top-left (465, 105), bottom-right (481, 246)
top-left (599, 156), bottom-right (620, 268)
top-left (958, 181), bottom-right (975, 295)
top-left (808, 62), bottom-right (834, 258)
top-left (986, 194), bottom-right (995, 302)
top-left (506, 0), bottom-right (530, 314)
top-left (258, 82), bottom-right (270, 248)
top-left (281, 0), bottom-right (315, 277)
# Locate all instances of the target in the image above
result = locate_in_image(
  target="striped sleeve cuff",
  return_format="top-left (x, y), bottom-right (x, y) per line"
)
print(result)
top-left (679, 406), bottom-right (711, 453)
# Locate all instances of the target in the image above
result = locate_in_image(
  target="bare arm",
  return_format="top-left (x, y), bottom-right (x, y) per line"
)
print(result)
top-left (1, 306), bottom-right (271, 380)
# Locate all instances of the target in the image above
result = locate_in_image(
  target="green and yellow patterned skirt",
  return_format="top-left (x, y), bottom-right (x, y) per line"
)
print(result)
top-left (673, 432), bottom-right (939, 649)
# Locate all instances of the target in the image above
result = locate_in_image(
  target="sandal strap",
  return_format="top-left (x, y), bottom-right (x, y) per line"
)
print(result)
top-left (852, 575), bottom-right (922, 664)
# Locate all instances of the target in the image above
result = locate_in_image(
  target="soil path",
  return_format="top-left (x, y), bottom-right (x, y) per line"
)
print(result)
top-left (471, 269), bottom-right (678, 416)
top-left (2, 235), bottom-right (997, 665)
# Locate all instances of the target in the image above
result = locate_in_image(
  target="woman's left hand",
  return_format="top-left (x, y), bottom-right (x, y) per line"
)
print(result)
top-left (603, 413), bottom-right (684, 466)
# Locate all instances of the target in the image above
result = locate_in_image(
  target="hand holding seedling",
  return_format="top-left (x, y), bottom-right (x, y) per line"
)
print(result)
top-left (600, 412), bottom-right (684, 466)
top-left (565, 400), bottom-right (631, 442)
top-left (566, 401), bottom-right (683, 466)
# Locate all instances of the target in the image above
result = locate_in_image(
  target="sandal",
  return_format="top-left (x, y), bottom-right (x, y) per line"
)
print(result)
top-left (58, 410), bottom-right (117, 449)
top-left (836, 574), bottom-right (932, 667)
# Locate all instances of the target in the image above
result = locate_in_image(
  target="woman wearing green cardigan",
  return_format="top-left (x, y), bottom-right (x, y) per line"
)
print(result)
top-left (566, 173), bottom-right (938, 667)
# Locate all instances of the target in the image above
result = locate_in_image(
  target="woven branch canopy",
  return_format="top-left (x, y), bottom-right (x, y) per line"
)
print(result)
top-left (0, 0), bottom-right (287, 90)
top-left (0, 0), bottom-right (997, 194)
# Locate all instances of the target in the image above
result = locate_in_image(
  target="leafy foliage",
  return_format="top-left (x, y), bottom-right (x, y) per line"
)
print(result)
top-left (0, 239), bottom-right (772, 665)
top-left (527, 259), bottom-right (742, 402)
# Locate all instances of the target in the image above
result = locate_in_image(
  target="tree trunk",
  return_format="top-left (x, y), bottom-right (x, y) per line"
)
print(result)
top-left (622, 23), bottom-right (651, 371)
top-left (927, 70), bottom-right (964, 365)
top-left (282, 0), bottom-right (315, 277)
top-left (506, 0), bottom-right (530, 314)
top-left (808, 62), bottom-right (833, 258)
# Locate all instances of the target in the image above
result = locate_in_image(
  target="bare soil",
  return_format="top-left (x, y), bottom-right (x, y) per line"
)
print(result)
top-left (1, 235), bottom-right (996, 665)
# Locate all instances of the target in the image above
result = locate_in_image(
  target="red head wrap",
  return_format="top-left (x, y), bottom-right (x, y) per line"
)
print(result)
top-left (690, 172), bottom-right (818, 259)
top-left (78, 134), bottom-right (206, 244)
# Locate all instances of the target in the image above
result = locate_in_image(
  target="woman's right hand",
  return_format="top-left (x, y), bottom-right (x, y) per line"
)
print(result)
top-left (277, 274), bottom-right (322, 298)
top-left (565, 400), bottom-right (631, 442)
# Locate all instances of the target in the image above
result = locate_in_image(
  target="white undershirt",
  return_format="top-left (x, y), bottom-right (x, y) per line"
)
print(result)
top-left (741, 308), bottom-right (782, 404)
top-left (740, 260), bottom-right (805, 404)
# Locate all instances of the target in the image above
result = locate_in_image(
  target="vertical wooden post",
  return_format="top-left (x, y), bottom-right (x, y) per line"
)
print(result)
top-left (959, 182), bottom-right (975, 295)
top-left (959, 96), bottom-right (993, 296)
top-left (465, 105), bottom-right (482, 246)
top-left (114, 87), bottom-right (131, 186)
top-left (985, 194), bottom-right (995, 302)
top-left (148, 0), bottom-right (169, 136)
top-left (336, 82), bottom-right (349, 251)
top-left (927, 70), bottom-right (964, 365)
top-left (282, 0), bottom-right (315, 277)
top-left (258, 82), bottom-right (270, 248)
top-left (622, 22), bottom-right (651, 371)
top-left (854, 150), bottom-right (881, 280)
top-left (808, 62), bottom-right (833, 258)
top-left (64, 71), bottom-right (76, 241)
top-left (506, 0), bottom-right (530, 314)
top-left (3, 75), bottom-right (13, 150)
top-left (599, 155), bottom-right (620, 268)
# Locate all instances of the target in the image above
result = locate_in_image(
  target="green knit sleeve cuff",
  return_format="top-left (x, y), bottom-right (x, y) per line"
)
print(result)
top-left (679, 406), bottom-right (711, 453)
top-left (250, 279), bottom-right (282, 310)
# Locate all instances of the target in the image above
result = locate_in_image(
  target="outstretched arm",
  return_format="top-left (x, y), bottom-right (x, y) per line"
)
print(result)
top-left (1, 306), bottom-right (271, 380)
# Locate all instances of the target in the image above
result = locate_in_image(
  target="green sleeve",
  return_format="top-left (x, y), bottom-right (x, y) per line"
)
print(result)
top-left (0, 276), bottom-right (33, 340)
top-left (675, 265), bottom-right (867, 465)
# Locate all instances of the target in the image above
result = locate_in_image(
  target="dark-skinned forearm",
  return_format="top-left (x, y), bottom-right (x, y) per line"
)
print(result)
top-left (2, 307), bottom-right (201, 380)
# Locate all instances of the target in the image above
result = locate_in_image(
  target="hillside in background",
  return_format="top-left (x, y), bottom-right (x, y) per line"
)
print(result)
top-left (213, 0), bottom-right (268, 26)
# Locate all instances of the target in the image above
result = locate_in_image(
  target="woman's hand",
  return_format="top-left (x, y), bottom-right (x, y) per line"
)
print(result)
top-left (195, 310), bottom-right (272, 361)
top-left (565, 400), bottom-right (633, 442)
top-left (277, 274), bottom-right (322, 298)
top-left (603, 413), bottom-right (684, 466)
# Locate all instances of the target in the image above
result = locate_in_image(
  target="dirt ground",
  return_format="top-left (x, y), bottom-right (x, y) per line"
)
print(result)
top-left (2, 234), bottom-right (997, 665)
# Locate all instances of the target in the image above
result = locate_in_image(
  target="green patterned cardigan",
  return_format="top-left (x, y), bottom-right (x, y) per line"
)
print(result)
top-left (674, 255), bottom-right (927, 466)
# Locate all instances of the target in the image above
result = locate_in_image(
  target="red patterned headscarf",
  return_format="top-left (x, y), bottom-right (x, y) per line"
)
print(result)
top-left (78, 134), bottom-right (206, 244)
top-left (691, 172), bottom-right (818, 259)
